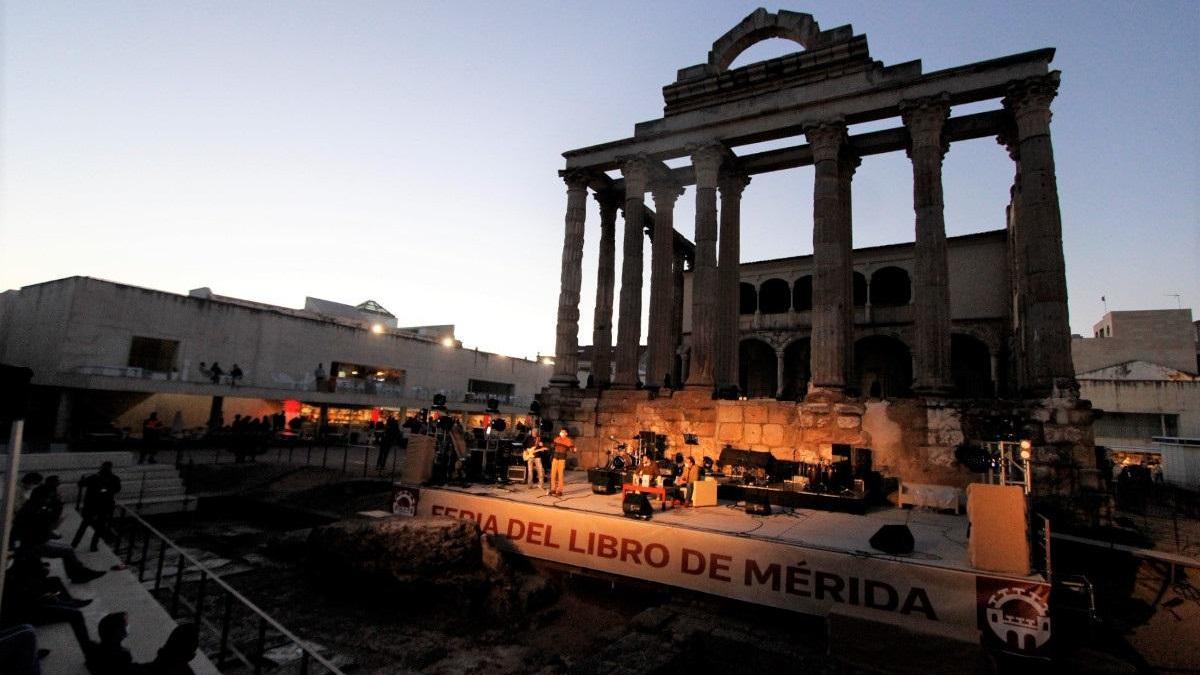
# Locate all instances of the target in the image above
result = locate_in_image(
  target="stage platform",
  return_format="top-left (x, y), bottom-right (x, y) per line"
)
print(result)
top-left (402, 470), bottom-right (1053, 651)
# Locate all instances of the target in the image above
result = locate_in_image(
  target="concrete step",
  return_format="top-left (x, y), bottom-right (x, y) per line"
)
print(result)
top-left (120, 494), bottom-right (198, 515)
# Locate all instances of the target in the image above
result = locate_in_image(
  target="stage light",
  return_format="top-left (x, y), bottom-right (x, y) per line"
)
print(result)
top-left (1019, 439), bottom-right (1032, 460)
top-left (542, 358), bottom-right (554, 365)
top-left (442, 337), bottom-right (454, 347)
top-left (371, 323), bottom-right (384, 334)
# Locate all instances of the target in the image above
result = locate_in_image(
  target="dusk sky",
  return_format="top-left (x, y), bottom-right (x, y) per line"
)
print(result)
top-left (2, 1), bottom-right (1197, 359)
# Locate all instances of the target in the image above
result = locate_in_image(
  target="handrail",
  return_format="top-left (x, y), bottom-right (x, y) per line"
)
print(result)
top-left (114, 503), bottom-right (345, 674)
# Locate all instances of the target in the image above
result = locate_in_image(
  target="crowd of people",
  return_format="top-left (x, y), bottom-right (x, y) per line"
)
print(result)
top-left (1, 463), bottom-right (202, 674)
top-left (196, 361), bottom-right (244, 386)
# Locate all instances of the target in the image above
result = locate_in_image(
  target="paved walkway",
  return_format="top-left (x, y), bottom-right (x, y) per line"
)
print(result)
top-left (33, 510), bottom-right (219, 674)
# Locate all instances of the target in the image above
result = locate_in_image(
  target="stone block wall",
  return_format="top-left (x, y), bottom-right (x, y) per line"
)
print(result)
top-left (542, 385), bottom-right (1101, 500)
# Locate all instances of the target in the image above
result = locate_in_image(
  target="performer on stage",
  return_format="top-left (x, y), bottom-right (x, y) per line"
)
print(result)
top-left (635, 455), bottom-right (658, 486)
top-left (549, 427), bottom-right (575, 497)
top-left (677, 456), bottom-right (701, 506)
top-left (523, 430), bottom-right (547, 490)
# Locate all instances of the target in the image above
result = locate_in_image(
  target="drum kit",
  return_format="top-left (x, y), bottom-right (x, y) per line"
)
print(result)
top-left (602, 434), bottom-right (653, 471)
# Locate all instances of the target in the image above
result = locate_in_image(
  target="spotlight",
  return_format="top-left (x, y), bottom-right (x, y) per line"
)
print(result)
top-left (442, 337), bottom-right (454, 348)
top-left (371, 323), bottom-right (384, 334)
top-left (1019, 439), bottom-right (1033, 461)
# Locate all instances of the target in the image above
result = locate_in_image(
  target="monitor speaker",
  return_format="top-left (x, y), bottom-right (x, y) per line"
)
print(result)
top-left (622, 492), bottom-right (653, 520)
top-left (869, 524), bottom-right (914, 555)
top-left (745, 493), bottom-right (773, 516)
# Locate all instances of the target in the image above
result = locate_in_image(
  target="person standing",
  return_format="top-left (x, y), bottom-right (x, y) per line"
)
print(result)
top-left (72, 461), bottom-right (121, 552)
top-left (524, 430), bottom-right (546, 490)
top-left (314, 363), bottom-right (327, 392)
top-left (549, 427), bottom-right (575, 497)
top-left (208, 362), bottom-right (224, 385)
top-left (140, 413), bottom-right (162, 464)
top-left (377, 415), bottom-right (400, 471)
top-left (229, 363), bottom-right (244, 387)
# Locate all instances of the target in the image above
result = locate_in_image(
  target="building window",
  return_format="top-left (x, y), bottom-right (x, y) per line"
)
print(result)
top-left (869, 267), bottom-right (912, 307)
top-left (468, 379), bottom-right (514, 397)
top-left (1095, 412), bottom-right (1179, 441)
top-left (127, 337), bottom-right (179, 373)
top-left (758, 279), bottom-right (791, 314)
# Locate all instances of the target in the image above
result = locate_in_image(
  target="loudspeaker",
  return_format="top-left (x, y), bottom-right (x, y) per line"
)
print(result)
top-left (432, 393), bottom-right (447, 410)
top-left (489, 418), bottom-right (507, 432)
top-left (869, 524), bottom-right (914, 555)
top-left (745, 493), bottom-right (772, 516)
top-left (0, 365), bottom-right (33, 421)
top-left (588, 468), bottom-right (619, 494)
top-left (507, 466), bottom-right (527, 482)
top-left (832, 443), bottom-right (852, 459)
top-left (486, 397), bottom-right (500, 412)
top-left (853, 448), bottom-right (873, 475)
top-left (528, 400), bottom-right (541, 416)
top-left (622, 492), bottom-right (653, 520)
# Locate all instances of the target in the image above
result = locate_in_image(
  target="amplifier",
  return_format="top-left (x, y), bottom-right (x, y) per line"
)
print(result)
top-left (507, 466), bottom-right (527, 482)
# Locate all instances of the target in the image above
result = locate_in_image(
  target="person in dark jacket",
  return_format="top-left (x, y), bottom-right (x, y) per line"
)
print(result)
top-left (87, 612), bottom-right (133, 675)
top-left (15, 477), bottom-right (105, 584)
top-left (377, 415), bottom-right (401, 471)
top-left (143, 623), bottom-right (199, 675)
top-left (1, 550), bottom-right (93, 658)
top-left (72, 462), bottom-right (122, 552)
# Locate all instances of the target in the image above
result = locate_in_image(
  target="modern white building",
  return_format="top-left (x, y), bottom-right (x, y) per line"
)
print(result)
top-left (0, 276), bottom-right (552, 448)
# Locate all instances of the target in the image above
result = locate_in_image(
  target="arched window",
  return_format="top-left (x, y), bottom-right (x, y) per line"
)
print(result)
top-left (739, 282), bottom-right (757, 315)
top-left (738, 339), bottom-right (777, 398)
top-left (853, 272), bottom-right (868, 307)
top-left (854, 335), bottom-right (913, 399)
top-left (758, 278), bottom-right (791, 314)
top-left (780, 339), bottom-right (810, 401)
top-left (869, 267), bottom-right (911, 307)
top-left (792, 276), bottom-right (813, 312)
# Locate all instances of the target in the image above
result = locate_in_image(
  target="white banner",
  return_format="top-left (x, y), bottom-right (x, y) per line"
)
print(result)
top-left (413, 489), bottom-right (1049, 645)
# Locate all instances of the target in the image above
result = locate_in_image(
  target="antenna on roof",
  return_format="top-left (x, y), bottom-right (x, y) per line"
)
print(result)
top-left (1164, 293), bottom-right (1182, 309)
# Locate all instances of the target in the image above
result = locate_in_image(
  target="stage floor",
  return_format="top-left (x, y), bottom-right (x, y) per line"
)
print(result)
top-left (429, 469), bottom-right (982, 576)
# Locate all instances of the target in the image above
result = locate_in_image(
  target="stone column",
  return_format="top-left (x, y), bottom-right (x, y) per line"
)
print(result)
top-left (590, 190), bottom-right (620, 387)
top-left (902, 95), bottom-right (953, 395)
top-left (838, 150), bottom-right (860, 390)
top-left (1003, 73), bottom-right (1074, 395)
top-left (716, 173), bottom-right (751, 389)
top-left (550, 171), bottom-right (591, 387)
top-left (685, 143), bottom-right (725, 389)
top-left (613, 158), bottom-right (652, 388)
top-left (671, 246), bottom-right (686, 386)
top-left (774, 348), bottom-right (786, 398)
top-left (805, 121), bottom-right (850, 392)
top-left (646, 178), bottom-right (682, 389)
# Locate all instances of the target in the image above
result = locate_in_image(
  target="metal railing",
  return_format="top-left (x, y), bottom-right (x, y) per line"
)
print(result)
top-left (169, 438), bottom-right (406, 485)
top-left (109, 503), bottom-right (346, 674)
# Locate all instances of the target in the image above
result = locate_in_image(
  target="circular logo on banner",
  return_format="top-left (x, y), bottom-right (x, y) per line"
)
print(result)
top-left (985, 587), bottom-right (1051, 651)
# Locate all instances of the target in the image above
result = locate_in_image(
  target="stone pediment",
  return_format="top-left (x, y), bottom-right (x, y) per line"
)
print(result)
top-left (1077, 360), bottom-right (1198, 382)
top-left (664, 8), bottom-right (885, 116)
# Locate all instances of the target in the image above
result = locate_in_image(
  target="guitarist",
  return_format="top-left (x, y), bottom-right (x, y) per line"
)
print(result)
top-left (523, 430), bottom-right (547, 490)
top-left (550, 427), bottom-right (576, 497)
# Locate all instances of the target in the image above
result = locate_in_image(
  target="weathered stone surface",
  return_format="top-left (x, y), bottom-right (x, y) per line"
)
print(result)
top-left (743, 404), bottom-right (768, 424)
top-left (717, 405), bottom-right (742, 423)
top-left (743, 424), bottom-right (762, 444)
top-left (835, 415), bottom-right (860, 429)
top-left (308, 516), bottom-right (481, 581)
top-left (717, 423), bottom-right (743, 441)
top-left (761, 423), bottom-right (785, 446)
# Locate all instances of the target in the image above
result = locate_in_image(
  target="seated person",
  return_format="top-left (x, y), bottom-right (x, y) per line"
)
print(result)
top-left (677, 457), bottom-right (701, 505)
top-left (634, 456), bottom-right (658, 485)
top-left (1, 550), bottom-right (93, 659)
top-left (88, 612), bottom-right (133, 675)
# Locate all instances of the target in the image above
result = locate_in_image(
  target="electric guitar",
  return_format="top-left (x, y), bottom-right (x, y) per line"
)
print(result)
top-left (523, 445), bottom-right (546, 462)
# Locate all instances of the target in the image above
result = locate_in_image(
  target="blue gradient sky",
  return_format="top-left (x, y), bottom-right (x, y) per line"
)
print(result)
top-left (2, 1), bottom-right (1197, 359)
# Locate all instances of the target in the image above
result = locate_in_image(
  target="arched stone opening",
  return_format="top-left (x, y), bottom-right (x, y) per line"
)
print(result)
top-left (707, 9), bottom-right (822, 72)
top-left (758, 278), bottom-right (791, 314)
top-left (853, 271), bottom-right (868, 307)
top-left (738, 338), bottom-right (777, 399)
top-left (854, 335), bottom-right (913, 399)
top-left (739, 282), bottom-right (757, 315)
top-left (952, 333), bottom-right (993, 398)
top-left (792, 275), bottom-right (813, 312)
top-left (869, 266), bottom-right (911, 307)
top-left (780, 339), bottom-right (811, 401)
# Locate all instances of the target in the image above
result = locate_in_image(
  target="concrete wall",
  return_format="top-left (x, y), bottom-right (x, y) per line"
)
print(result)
top-left (0, 277), bottom-right (552, 407)
top-left (1080, 379), bottom-right (1200, 444)
top-left (1073, 309), bottom-right (1196, 375)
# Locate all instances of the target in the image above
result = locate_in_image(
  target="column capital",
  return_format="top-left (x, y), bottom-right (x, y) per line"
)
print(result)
top-left (900, 93), bottom-right (951, 155)
top-left (593, 187), bottom-right (622, 211)
top-left (718, 172), bottom-right (751, 199)
top-left (839, 148), bottom-right (862, 177)
top-left (688, 142), bottom-right (727, 188)
top-left (803, 119), bottom-right (847, 162)
top-left (561, 169), bottom-right (593, 191)
top-left (619, 155), bottom-right (655, 195)
top-left (1003, 72), bottom-right (1059, 141)
top-left (650, 176), bottom-right (685, 210)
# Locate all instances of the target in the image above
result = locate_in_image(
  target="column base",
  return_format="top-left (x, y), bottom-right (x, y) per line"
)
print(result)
top-left (913, 384), bottom-right (954, 399)
top-left (805, 385), bottom-right (847, 404)
top-left (549, 376), bottom-right (579, 389)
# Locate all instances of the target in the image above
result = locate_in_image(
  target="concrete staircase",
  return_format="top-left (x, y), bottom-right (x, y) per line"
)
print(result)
top-left (1, 450), bottom-right (195, 514)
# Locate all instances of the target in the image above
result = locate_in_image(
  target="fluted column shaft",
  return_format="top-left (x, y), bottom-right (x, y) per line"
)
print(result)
top-left (1004, 73), bottom-right (1073, 395)
top-left (590, 190), bottom-right (620, 386)
top-left (805, 121), bottom-right (850, 390)
top-left (671, 248), bottom-right (686, 386)
top-left (716, 174), bottom-right (750, 388)
top-left (903, 95), bottom-right (953, 395)
top-left (647, 181), bottom-right (682, 388)
top-left (685, 144), bottom-right (725, 389)
top-left (550, 172), bottom-right (591, 387)
top-left (838, 151), bottom-right (859, 389)
top-left (613, 159), bottom-right (651, 388)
